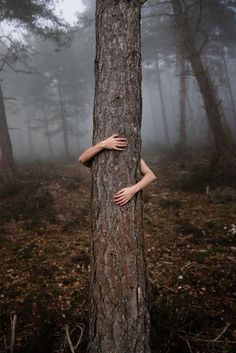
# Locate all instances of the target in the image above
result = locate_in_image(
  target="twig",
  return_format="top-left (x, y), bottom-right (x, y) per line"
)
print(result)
top-left (10, 313), bottom-right (17, 353)
top-left (213, 322), bottom-right (231, 342)
top-left (179, 335), bottom-right (193, 353)
top-left (65, 325), bottom-right (75, 353)
top-left (188, 338), bottom-right (236, 343)
top-left (75, 324), bottom-right (85, 349)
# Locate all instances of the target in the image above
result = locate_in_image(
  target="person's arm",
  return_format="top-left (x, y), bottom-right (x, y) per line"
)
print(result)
top-left (78, 134), bottom-right (128, 168)
top-left (113, 159), bottom-right (157, 206)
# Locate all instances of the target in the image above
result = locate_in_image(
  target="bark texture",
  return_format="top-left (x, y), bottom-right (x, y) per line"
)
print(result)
top-left (0, 83), bottom-right (17, 182)
top-left (88, 1), bottom-right (151, 353)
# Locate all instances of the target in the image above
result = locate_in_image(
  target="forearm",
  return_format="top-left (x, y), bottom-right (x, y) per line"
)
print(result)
top-left (78, 134), bottom-right (127, 167)
top-left (78, 141), bottom-right (105, 165)
top-left (133, 172), bottom-right (157, 193)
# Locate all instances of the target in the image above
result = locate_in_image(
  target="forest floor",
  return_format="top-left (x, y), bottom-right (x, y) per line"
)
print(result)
top-left (0, 153), bottom-right (236, 353)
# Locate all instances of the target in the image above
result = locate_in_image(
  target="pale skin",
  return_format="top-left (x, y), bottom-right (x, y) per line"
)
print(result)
top-left (78, 133), bottom-right (157, 206)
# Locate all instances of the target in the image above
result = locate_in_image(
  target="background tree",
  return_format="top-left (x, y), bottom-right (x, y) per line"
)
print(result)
top-left (0, 0), bottom-right (68, 181)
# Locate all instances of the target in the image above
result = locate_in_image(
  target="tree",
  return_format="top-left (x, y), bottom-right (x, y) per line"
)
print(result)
top-left (0, 82), bottom-right (17, 181)
top-left (89, 1), bottom-right (151, 352)
top-left (177, 54), bottom-right (187, 153)
top-left (156, 56), bottom-right (171, 147)
top-left (170, 0), bottom-right (236, 171)
top-left (0, 0), bottom-right (68, 181)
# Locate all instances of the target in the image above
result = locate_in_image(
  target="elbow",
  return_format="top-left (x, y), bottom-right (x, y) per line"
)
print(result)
top-left (78, 155), bottom-right (92, 168)
top-left (78, 155), bottom-right (85, 164)
top-left (151, 172), bottom-right (157, 182)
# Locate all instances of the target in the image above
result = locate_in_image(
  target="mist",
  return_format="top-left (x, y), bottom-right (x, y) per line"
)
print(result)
top-left (2, 0), bottom-right (235, 162)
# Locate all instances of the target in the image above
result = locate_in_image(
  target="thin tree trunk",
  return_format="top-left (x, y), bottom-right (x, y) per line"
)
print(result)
top-left (25, 112), bottom-right (35, 158)
top-left (147, 77), bottom-right (159, 138)
top-left (0, 82), bottom-right (17, 182)
top-left (156, 57), bottom-right (170, 147)
top-left (171, 0), bottom-right (235, 167)
top-left (186, 91), bottom-right (197, 145)
top-left (42, 105), bottom-right (54, 158)
top-left (58, 79), bottom-right (70, 159)
top-left (89, 1), bottom-right (151, 353)
top-left (178, 54), bottom-right (187, 151)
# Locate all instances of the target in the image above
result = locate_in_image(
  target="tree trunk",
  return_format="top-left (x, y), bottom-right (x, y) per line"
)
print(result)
top-left (25, 112), bottom-right (35, 158)
top-left (42, 105), bottom-right (54, 158)
top-left (156, 57), bottom-right (170, 147)
top-left (88, 1), bottom-right (151, 353)
top-left (221, 46), bottom-right (236, 130)
top-left (0, 82), bottom-right (17, 182)
top-left (147, 76), bottom-right (159, 139)
top-left (58, 79), bottom-right (70, 159)
top-left (178, 54), bottom-right (187, 151)
top-left (171, 0), bottom-right (236, 168)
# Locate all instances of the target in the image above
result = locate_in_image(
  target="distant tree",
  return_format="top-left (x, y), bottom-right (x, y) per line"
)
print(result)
top-left (0, 0), bottom-right (68, 182)
top-left (89, 1), bottom-right (151, 352)
top-left (178, 54), bottom-right (187, 153)
top-left (0, 82), bottom-right (17, 181)
top-left (156, 56), bottom-right (171, 147)
top-left (170, 0), bottom-right (236, 171)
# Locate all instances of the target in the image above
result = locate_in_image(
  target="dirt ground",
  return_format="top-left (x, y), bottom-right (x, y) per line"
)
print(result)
top-left (0, 154), bottom-right (235, 353)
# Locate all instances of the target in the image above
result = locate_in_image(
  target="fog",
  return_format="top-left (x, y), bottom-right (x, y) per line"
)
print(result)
top-left (1, 0), bottom-right (236, 162)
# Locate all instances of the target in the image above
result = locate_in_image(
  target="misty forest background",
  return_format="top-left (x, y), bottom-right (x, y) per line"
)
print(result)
top-left (2, 0), bottom-right (236, 164)
top-left (0, 1), bottom-right (236, 353)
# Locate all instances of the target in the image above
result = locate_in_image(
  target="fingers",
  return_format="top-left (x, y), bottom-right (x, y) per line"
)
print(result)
top-left (113, 191), bottom-right (130, 206)
top-left (115, 189), bottom-right (125, 195)
top-left (114, 197), bottom-right (128, 206)
top-left (114, 146), bottom-right (127, 150)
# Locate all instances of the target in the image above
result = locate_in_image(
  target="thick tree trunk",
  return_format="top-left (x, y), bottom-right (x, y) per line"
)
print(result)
top-left (0, 83), bottom-right (17, 182)
top-left (178, 54), bottom-right (187, 151)
top-left (88, 1), bottom-right (151, 353)
top-left (156, 58), bottom-right (170, 147)
top-left (171, 0), bottom-right (236, 168)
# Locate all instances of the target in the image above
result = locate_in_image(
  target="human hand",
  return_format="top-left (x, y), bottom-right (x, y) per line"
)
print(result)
top-left (102, 134), bottom-right (128, 151)
top-left (113, 186), bottom-right (137, 206)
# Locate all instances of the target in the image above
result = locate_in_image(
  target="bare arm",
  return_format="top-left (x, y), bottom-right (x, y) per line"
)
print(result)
top-left (113, 159), bottom-right (157, 206)
top-left (78, 134), bottom-right (128, 167)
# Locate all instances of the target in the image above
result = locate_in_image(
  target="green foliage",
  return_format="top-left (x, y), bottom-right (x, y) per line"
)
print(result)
top-left (1, 0), bottom-right (58, 26)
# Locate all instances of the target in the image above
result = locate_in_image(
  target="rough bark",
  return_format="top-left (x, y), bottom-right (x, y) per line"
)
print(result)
top-left (0, 82), bottom-right (17, 182)
top-left (171, 0), bottom-right (236, 168)
top-left (88, 1), bottom-right (151, 353)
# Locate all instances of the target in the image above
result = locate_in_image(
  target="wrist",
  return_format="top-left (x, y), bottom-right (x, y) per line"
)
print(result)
top-left (133, 184), bottom-right (139, 193)
top-left (97, 140), bottom-right (107, 149)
